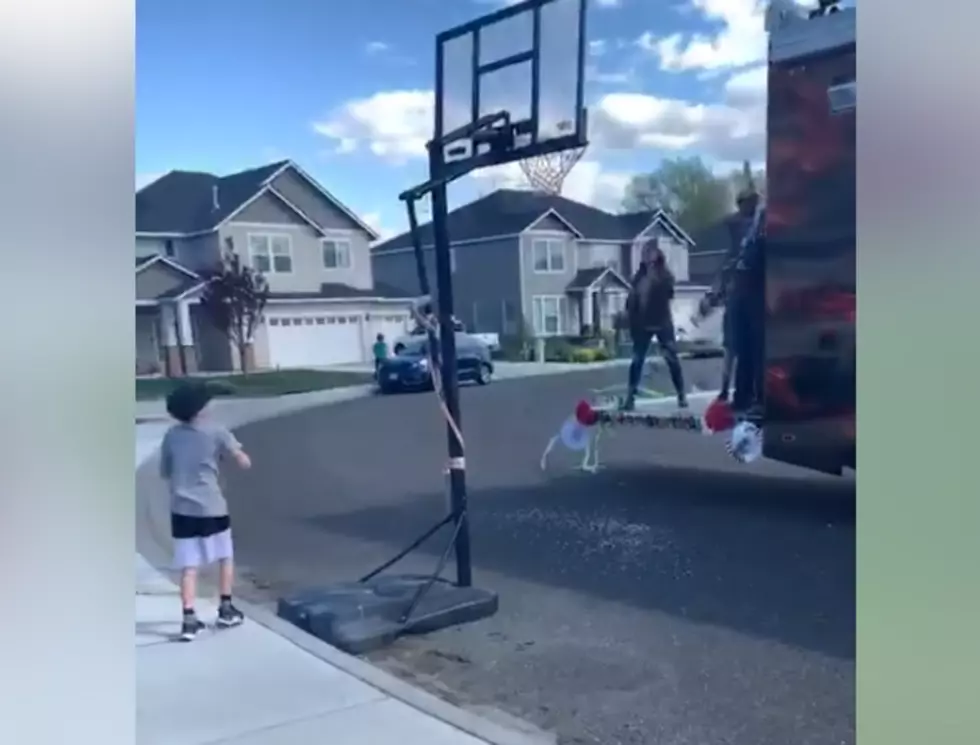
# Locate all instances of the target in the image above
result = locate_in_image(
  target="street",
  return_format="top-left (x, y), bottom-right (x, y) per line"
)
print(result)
top-left (224, 361), bottom-right (855, 745)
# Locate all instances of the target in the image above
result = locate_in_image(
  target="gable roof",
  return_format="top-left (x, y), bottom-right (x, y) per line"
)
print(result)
top-left (135, 160), bottom-right (378, 239)
top-left (566, 266), bottom-right (631, 291)
top-left (371, 189), bottom-right (687, 254)
top-left (135, 253), bottom-right (200, 279)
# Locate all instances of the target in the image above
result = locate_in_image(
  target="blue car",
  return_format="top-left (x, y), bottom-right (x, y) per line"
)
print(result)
top-left (377, 334), bottom-right (493, 394)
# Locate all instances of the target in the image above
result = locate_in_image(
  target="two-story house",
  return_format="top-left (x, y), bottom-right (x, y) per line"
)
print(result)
top-left (135, 160), bottom-right (413, 374)
top-left (370, 189), bottom-right (710, 341)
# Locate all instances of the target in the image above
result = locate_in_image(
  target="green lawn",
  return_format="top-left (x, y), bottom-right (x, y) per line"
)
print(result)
top-left (136, 369), bottom-right (374, 401)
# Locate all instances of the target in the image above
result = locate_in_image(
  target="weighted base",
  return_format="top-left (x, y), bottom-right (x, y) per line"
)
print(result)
top-left (277, 574), bottom-right (498, 655)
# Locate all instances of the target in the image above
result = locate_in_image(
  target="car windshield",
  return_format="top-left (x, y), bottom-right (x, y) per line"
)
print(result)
top-left (400, 339), bottom-right (428, 356)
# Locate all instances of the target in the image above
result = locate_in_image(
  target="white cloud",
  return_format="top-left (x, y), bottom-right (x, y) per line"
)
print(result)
top-left (638, 0), bottom-right (767, 72)
top-left (312, 55), bottom-right (767, 204)
top-left (590, 62), bottom-right (767, 162)
top-left (362, 211), bottom-right (397, 242)
top-left (642, 0), bottom-right (818, 72)
top-left (365, 41), bottom-right (389, 54)
top-left (595, 0), bottom-right (622, 7)
top-left (312, 74), bottom-right (766, 166)
top-left (589, 39), bottom-right (607, 57)
top-left (312, 90), bottom-right (433, 162)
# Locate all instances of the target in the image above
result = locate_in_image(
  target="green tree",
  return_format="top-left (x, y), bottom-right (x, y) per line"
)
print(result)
top-left (622, 156), bottom-right (733, 235)
top-left (200, 249), bottom-right (270, 374)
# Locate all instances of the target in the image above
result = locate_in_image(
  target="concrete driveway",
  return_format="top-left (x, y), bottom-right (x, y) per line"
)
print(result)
top-left (221, 361), bottom-right (855, 745)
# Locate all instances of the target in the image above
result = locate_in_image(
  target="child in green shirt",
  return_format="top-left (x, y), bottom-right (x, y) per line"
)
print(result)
top-left (372, 333), bottom-right (389, 376)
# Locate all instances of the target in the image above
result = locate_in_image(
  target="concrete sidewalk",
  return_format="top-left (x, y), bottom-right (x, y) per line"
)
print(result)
top-left (136, 389), bottom-right (552, 745)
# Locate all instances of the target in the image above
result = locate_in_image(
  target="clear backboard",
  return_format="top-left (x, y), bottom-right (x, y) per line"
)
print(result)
top-left (434, 0), bottom-right (588, 170)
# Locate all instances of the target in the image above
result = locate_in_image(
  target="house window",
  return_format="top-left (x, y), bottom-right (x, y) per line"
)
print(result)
top-left (450, 247), bottom-right (457, 273)
top-left (532, 296), bottom-right (567, 336)
top-left (607, 292), bottom-right (628, 316)
top-left (248, 233), bottom-right (292, 273)
top-left (501, 300), bottom-right (517, 333)
top-left (322, 239), bottom-right (352, 269)
top-left (164, 239), bottom-right (175, 258)
top-left (531, 239), bottom-right (565, 273)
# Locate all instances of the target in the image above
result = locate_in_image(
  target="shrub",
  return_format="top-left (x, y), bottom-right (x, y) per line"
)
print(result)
top-left (545, 338), bottom-right (575, 362)
top-left (205, 380), bottom-right (238, 397)
top-left (568, 346), bottom-right (595, 363)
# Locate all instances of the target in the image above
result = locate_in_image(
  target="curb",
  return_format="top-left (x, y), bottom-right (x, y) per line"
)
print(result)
top-left (236, 600), bottom-right (554, 745)
top-left (135, 381), bottom-right (555, 744)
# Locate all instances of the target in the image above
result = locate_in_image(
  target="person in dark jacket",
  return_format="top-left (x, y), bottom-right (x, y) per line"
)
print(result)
top-left (622, 240), bottom-right (687, 411)
top-left (694, 189), bottom-right (764, 414)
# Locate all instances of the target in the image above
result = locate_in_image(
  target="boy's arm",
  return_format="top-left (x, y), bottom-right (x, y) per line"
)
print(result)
top-left (216, 426), bottom-right (252, 469)
top-left (159, 431), bottom-right (173, 479)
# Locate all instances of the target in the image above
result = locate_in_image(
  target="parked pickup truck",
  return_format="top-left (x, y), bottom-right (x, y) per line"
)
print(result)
top-left (393, 318), bottom-right (500, 355)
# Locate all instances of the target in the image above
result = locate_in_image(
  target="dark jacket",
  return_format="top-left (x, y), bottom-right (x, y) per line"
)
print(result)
top-left (696, 206), bottom-right (766, 319)
top-left (626, 263), bottom-right (675, 333)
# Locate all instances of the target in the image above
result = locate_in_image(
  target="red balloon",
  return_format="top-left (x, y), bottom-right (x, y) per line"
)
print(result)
top-left (574, 400), bottom-right (599, 427)
top-left (703, 398), bottom-right (735, 433)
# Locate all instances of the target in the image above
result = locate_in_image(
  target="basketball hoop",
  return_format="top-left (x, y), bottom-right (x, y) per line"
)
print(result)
top-left (518, 145), bottom-right (586, 195)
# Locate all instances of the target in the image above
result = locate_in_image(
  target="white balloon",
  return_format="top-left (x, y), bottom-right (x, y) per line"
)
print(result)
top-left (727, 421), bottom-right (763, 463)
top-left (559, 417), bottom-right (590, 452)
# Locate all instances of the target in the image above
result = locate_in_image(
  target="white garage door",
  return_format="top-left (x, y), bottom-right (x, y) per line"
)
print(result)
top-left (266, 312), bottom-right (363, 368)
top-left (368, 312), bottom-right (410, 347)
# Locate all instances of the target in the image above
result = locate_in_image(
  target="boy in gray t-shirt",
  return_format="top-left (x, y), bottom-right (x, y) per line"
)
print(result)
top-left (160, 383), bottom-right (252, 641)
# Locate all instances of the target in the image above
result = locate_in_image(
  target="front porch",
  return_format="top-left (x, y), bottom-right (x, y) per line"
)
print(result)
top-left (136, 254), bottom-right (214, 376)
top-left (136, 299), bottom-right (200, 376)
top-left (565, 266), bottom-right (630, 337)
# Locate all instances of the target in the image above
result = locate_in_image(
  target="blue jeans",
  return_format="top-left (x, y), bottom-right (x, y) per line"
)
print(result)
top-left (729, 294), bottom-right (763, 410)
top-left (628, 326), bottom-right (685, 400)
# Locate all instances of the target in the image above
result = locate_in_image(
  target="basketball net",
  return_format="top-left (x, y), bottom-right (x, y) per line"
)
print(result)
top-left (517, 145), bottom-right (586, 195)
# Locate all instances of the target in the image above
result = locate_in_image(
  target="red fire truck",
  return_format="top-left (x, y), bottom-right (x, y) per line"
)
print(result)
top-left (762, 0), bottom-right (856, 474)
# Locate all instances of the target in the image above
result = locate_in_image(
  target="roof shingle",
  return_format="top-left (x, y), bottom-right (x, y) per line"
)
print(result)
top-left (372, 189), bottom-right (664, 253)
top-left (136, 161), bottom-right (289, 234)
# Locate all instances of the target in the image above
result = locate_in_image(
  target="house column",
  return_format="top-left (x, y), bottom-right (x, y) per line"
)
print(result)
top-left (176, 300), bottom-right (198, 373)
top-left (582, 290), bottom-right (594, 330)
top-left (160, 304), bottom-right (181, 377)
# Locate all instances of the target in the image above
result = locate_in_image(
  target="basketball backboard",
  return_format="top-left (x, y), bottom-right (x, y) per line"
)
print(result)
top-left (434, 0), bottom-right (588, 171)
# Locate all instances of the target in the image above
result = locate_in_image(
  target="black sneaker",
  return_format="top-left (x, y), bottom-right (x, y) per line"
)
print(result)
top-left (217, 602), bottom-right (245, 628)
top-left (620, 396), bottom-right (636, 412)
top-left (716, 390), bottom-right (729, 402)
top-left (677, 396), bottom-right (689, 409)
top-left (179, 615), bottom-right (206, 642)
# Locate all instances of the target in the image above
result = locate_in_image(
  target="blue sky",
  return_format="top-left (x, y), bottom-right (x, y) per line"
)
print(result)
top-left (137, 0), bottom-right (792, 238)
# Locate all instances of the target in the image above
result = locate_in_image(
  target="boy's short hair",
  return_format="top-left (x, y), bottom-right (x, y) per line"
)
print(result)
top-left (165, 382), bottom-right (214, 423)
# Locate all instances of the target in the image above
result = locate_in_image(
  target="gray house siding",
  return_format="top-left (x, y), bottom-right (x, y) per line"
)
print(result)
top-left (136, 264), bottom-right (189, 301)
top-left (136, 237), bottom-right (166, 260)
top-left (191, 305), bottom-right (232, 372)
top-left (222, 189), bottom-right (372, 294)
top-left (520, 224), bottom-right (579, 335)
top-left (267, 169), bottom-right (373, 289)
top-left (452, 238), bottom-right (522, 335)
top-left (221, 218), bottom-right (332, 295)
top-left (174, 232), bottom-right (220, 272)
top-left (372, 248), bottom-right (434, 300)
top-left (371, 239), bottom-right (522, 335)
top-left (526, 213), bottom-right (572, 233)
top-left (631, 222), bottom-right (691, 281)
top-left (233, 191), bottom-right (312, 225)
top-left (136, 308), bottom-right (161, 372)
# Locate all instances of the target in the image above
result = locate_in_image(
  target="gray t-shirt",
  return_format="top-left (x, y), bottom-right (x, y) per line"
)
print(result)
top-left (159, 423), bottom-right (240, 518)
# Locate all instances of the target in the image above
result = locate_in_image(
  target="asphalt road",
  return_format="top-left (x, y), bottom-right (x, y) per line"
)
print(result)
top-left (225, 360), bottom-right (855, 745)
